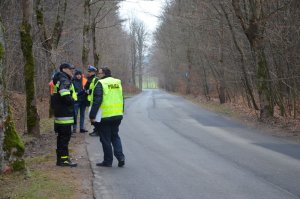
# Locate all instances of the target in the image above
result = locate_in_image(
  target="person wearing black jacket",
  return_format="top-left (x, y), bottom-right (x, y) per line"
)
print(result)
top-left (51, 63), bottom-right (77, 167)
top-left (85, 65), bottom-right (99, 136)
top-left (72, 70), bottom-right (88, 133)
top-left (89, 67), bottom-right (125, 167)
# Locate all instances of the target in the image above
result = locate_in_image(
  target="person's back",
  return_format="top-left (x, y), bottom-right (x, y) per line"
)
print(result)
top-left (99, 76), bottom-right (123, 122)
top-left (89, 67), bottom-right (125, 167)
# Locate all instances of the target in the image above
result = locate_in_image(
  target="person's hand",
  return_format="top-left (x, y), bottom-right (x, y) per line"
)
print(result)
top-left (86, 89), bottom-right (91, 95)
top-left (90, 119), bottom-right (96, 123)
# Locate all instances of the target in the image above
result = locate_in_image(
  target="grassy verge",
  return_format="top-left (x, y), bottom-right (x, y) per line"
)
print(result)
top-left (0, 154), bottom-right (75, 199)
top-left (0, 118), bottom-right (79, 199)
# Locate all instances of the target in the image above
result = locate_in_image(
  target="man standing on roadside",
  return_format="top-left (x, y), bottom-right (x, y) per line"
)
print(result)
top-left (89, 67), bottom-right (125, 167)
top-left (51, 63), bottom-right (77, 167)
top-left (85, 65), bottom-right (99, 136)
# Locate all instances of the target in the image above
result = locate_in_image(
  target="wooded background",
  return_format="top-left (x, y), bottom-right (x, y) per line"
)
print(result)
top-left (151, 0), bottom-right (300, 120)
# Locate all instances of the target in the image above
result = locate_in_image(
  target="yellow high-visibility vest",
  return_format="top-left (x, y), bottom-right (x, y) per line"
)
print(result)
top-left (70, 83), bottom-right (78, 101)
top-left (87, 77), bottom-right (98, 103)
top-left (92, 77), bottom-right (123, 118)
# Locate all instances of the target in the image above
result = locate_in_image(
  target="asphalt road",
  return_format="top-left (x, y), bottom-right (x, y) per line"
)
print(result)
top-left (86, 89), bottom-right (300, 199)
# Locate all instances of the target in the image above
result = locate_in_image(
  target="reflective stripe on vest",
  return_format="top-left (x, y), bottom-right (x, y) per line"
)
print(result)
top-left (55, 117), bottom-right (74, 124)
top-left (87, 77), bottom-right (97, 102)
top-left (53, 83), bottom-right (59, 94)
top-left (99, 77), bottom-right (123, 118)
top-left (53, 83), bottom-right (67, 95)
top-left (59, 89), bottom-right (70, 96)
top-left (70, 84), bottom-right (78, 101)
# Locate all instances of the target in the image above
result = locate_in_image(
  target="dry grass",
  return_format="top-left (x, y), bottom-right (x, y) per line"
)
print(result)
top-left (1, 94), bottom-right (93, 199)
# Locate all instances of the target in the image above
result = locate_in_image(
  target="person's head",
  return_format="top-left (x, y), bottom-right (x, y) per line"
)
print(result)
top-left (98, 66), bottom-right (111, 78)
top-left (87, 65), bottom-right (98, 77)
top-left (59, 63), bottom-right (74, 77)
top-left (74, 70), bottom-right (82, 80)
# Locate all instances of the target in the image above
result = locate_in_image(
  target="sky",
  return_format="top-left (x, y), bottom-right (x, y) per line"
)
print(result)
top-left (118, 0), bottom-right (167, 34)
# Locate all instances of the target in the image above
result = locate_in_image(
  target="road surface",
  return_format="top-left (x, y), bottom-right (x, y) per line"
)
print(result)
top-left (86, 89), bottom-right (300, 199)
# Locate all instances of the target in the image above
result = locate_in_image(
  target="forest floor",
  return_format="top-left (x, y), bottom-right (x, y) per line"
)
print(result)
top-left (1, 91), bottom-right (300, 198)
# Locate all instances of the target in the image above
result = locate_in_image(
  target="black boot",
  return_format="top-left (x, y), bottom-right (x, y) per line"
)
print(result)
top-left (56, 150), bottom-right (77, 167)
top-left (56, 150), bottom-right (60, 166)
top-left (57, 156), bottom-right (77, 167)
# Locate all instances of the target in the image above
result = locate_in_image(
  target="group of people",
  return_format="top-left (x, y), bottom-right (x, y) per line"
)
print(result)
top-left (50, 63), bottom-right (125, 168)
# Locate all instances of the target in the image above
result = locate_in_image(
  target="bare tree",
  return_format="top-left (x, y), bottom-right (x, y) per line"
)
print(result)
top-left (20, 0), bottom-right (40, 135)
top-left (136, 21), bottom-right (147, 90)
top-left (129, 20), bottom-right (138, 87)
top-left (82, 0), bottom-right (91, 68)
top-left (231, 0), bottom-right (291, 119)
top-left (35, 0), bottom-right (68, 73)
top-left (90, 1), bottom-right (120, 67)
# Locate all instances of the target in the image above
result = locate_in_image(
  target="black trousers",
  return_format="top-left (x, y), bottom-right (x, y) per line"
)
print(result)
top-left (95, 120), bottom-right (125, 164)
top-left (56, 125), bottom-right (72, 157)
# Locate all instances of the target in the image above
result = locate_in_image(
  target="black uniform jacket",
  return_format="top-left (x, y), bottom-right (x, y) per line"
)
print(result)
top-left (51, 72), bottom-right (74, 121)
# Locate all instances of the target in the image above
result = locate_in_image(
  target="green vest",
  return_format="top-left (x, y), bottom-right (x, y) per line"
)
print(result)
top-left (96, 77), bottom-right (123, 118)
top-left (87, 77), bottom-right (97, 103)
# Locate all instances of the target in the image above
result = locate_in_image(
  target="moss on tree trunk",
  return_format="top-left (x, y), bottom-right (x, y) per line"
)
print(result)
top-left (3, 107), bottom-right (25, 171)
top-left (20, 22), bottom-right (40, 136)
top-left (256, 48), bottom-right (274, 118)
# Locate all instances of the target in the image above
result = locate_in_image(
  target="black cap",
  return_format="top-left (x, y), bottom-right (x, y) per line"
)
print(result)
top-left (59, 63), bottom-right (75, 71)
top-left (74, 69), bottom-right (82, 75)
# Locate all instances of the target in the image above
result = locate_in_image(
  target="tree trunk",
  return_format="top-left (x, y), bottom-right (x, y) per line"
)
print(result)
top-left (82, 0), bottom-right (91, 68)
top-left (221, 3), bottom-right (259, 110)
top-left (138, 56), bottom-right (143, 90)
top-left (91, 21), bottom-right (99, 67)
top-left (0, 17), bottom-right (25, 172)
top-left (20, 0), bottom-right (40, 136)
top-left (130, 22), bottom-right (137, 87)
top-left (186, 48), bottom-right (192, 95)
top-left (255, 47), bottom-right (274, 118)
top-left (218, 17), bottom-right (226, 104)
top-left (0, 17), bottom-right (6, 172)
top-left (232, 0), bottom-right (273, 119)
top-left (131, 41), bottom-right (136, 87)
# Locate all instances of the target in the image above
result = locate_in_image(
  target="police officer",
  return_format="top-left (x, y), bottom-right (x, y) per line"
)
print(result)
top-left (85, 65), bottom-right (99, 136)
top-left (89, 67), bottom-right (125, 167)
top-left (51, 63), bottom-right (77, 167)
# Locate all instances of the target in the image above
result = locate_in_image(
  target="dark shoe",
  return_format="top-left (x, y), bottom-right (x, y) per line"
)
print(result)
top-left (57, 159), bottom-right (77, 167)
top-left (89, 131), bottom-right (98, 136)
top-left (80, 129), bottom-right (88, 133)
top-left (96, 162), bottom-right (112, 167)
top-left (72, 128), bottom-right (77, 133)
top-left (118, 159), bottom-right (125, 167)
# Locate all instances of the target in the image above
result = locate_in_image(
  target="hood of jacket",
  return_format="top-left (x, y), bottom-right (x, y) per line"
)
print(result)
top-left (52, 71), bottom-right (71, 85)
